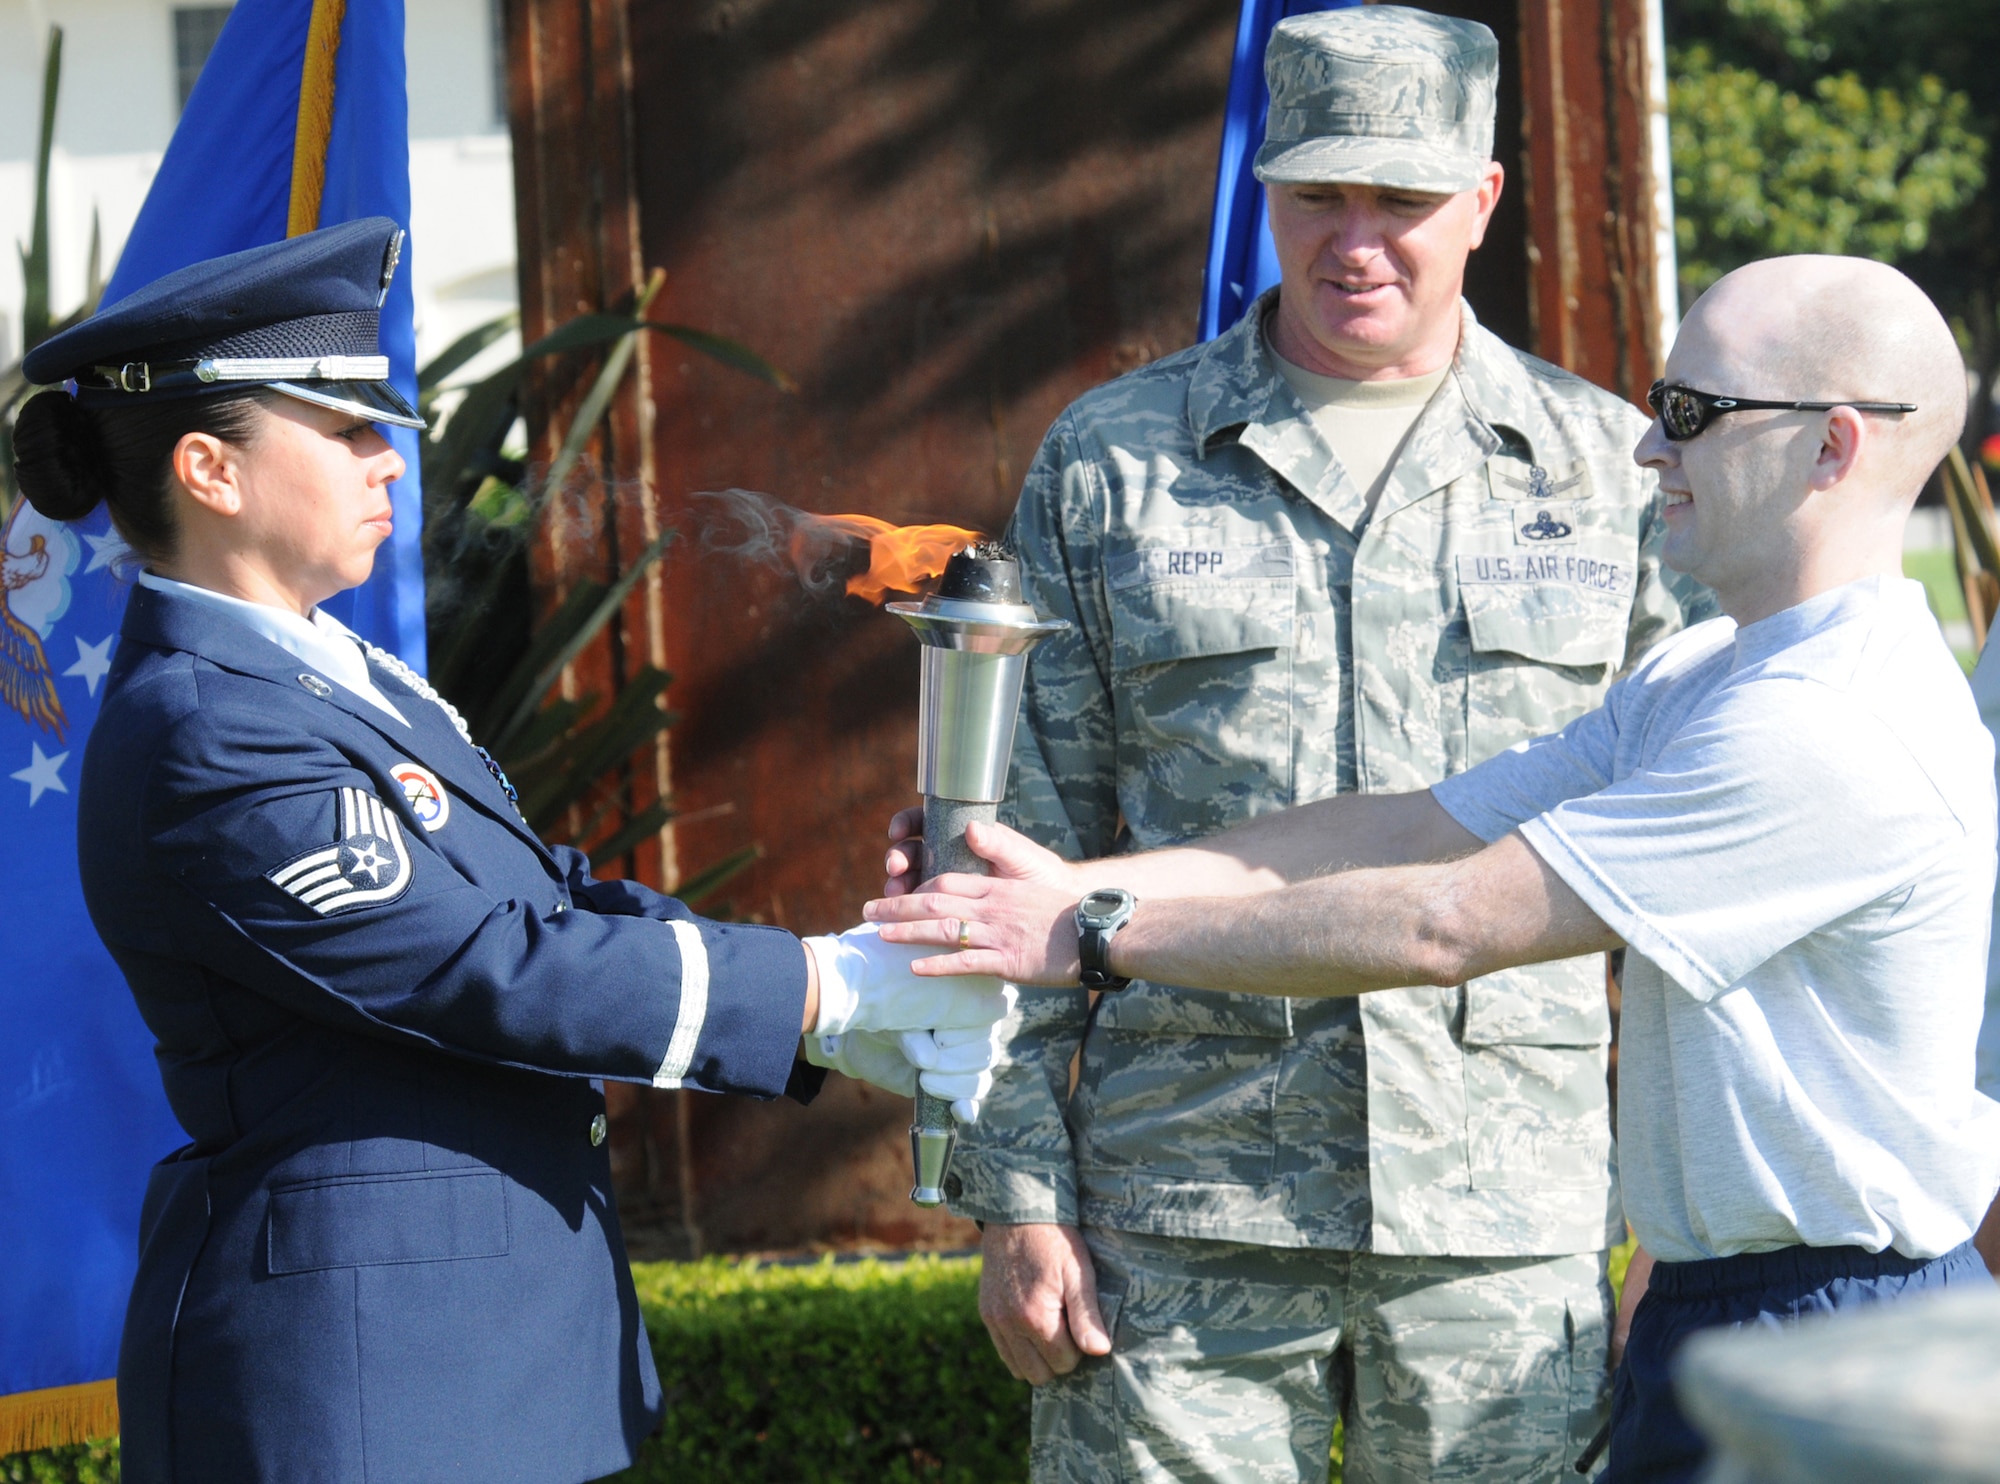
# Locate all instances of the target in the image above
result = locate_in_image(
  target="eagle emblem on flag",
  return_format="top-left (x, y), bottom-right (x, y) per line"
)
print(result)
top-left (267, 786), bottom-right (413, 915)
top-left (1, 501), bottom-right (68, 739)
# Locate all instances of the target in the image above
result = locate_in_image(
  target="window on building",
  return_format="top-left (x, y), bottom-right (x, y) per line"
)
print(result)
top-left (173, 6), bottom-right (234, 112)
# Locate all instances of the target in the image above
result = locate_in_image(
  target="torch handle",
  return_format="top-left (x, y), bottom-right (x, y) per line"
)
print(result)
top-left (907, 796), bottom-right (997, 1207)
top-left (925, 798), bottom-right (998, 880)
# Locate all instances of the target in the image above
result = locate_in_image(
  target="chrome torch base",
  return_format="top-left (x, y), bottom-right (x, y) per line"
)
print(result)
top-left (909, 1119), bottom-right (958, 1208)
top-left (906, 793), bottom-right (998, 1208)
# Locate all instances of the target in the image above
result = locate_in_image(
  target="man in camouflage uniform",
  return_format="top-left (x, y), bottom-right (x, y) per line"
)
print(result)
top-left (939, 8), bottom-right (1710, 1481)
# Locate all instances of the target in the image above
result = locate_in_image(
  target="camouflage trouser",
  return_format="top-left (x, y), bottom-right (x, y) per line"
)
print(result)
top-left (1030, 1229), bottom-right (1611, 1484)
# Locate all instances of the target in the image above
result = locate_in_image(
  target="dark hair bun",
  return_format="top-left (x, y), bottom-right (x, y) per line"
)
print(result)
top-left (13, 389), bottom-right (111, 522)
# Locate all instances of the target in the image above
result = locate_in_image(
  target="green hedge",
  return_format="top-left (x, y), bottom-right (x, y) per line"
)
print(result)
top-left (3, 1255), bottom-right (1028, 1484)
top-left (5, 1242), bottom-right (1645, 1481)
top-left (614, 1255), bottom-right (1027, 1483)
top-left (0, 1440), bottom-right (118, 1484)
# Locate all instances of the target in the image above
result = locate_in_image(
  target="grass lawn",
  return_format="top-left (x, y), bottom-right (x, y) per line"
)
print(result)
top-left (1904, 544), bottom-right (1980, 673)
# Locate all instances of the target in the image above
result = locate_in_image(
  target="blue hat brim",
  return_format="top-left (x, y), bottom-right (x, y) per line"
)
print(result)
top-left (269, 379), bottom-right (426, 430)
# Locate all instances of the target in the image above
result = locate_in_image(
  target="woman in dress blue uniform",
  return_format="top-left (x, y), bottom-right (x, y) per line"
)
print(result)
top-left (14, 219), bottom-right (1005, 1484)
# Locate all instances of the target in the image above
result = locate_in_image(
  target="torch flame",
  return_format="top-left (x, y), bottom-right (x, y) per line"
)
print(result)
top-left (798, 514), bottom-right (986, 605)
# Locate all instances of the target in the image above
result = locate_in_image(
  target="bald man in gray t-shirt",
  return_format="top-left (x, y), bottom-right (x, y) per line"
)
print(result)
top-left (872, 255), bottom-right (2000, 1484)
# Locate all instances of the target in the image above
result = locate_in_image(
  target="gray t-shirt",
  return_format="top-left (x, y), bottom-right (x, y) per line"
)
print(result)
top-left (1434, 575), bottom-right (2000, 1262)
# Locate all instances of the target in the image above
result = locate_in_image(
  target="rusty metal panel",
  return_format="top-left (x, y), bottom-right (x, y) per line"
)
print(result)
top-left (631, 0), bottom-right (1238, 934)
top-left (505, 0), bottom-right (698, 1245)
top-left (503, 0), bottom-right (1238, 1252)
top-left (1420, 1), bottom-right (1532, 352)
top-left (1517, 0), bottom-right (1666, 399)
top-left (622, 0), bottom-right (1241, 1252)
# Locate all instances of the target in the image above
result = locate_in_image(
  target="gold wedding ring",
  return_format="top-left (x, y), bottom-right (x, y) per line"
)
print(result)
top-left (957, 920), bottom-right (974, 950)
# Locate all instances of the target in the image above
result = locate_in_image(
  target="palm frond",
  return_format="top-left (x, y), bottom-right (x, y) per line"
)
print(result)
top-left (518, 666), bottom-right (677, 828)
top-left (418, 311), bottom-right (519, 402)
top-left (488, 527), bottom-right (676, 757)
top-left (674, 846), bottom-right (763, 910)
top-left (423, 282), bottom-right (789, 883)
top-left (18, 26), bottom-right (61, 351)
top-left (586, 801), bottom-right (677, 871)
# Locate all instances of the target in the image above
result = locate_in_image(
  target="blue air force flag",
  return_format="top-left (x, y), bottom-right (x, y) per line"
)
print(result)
top-left (1199, 0), bottom-right (1358, 341)
top-left (0, 501), bottom-right (182, 1450)
top-left (0, 0), bottom-right (423, 1449)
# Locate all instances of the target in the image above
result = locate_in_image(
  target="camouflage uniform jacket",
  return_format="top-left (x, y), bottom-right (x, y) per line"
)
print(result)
top-left (949, 295), bottom-right (1710, 1257)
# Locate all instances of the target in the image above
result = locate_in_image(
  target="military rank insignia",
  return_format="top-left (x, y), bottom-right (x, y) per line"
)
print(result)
top-left (267, 787), bottom-right (413, 915)
top-left (389, 760), bottom-right (450, 832)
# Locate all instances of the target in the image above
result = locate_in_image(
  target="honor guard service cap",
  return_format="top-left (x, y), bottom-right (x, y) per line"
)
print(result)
top-left (1253, 6), bottom-right (1498, 195)
top-left (23, 217), bottom-right (426, 429)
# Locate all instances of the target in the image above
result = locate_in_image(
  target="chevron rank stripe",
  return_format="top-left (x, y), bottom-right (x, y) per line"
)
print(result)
top-left (267, 786), bottom-right (412, 916)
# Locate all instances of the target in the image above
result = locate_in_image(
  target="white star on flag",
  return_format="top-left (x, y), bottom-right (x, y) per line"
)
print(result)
top-left (83, 530), bottom-right (130, 574)
top-left (64, 635), bottom-right (114, 696)
top-left (12, 743), bottom-right (70, 806)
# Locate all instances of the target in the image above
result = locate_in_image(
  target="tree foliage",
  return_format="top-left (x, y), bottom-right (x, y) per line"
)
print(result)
top-left (1670, 48), bottom-right (1982, 294)
top-left (1666, 0), bottom-right (2000, 439)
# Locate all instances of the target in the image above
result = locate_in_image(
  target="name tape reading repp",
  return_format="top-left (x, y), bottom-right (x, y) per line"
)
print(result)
top-left (1455, 552), bottom-right (1635, 595)
top-left (1108, 543), bottom-right (1295, 591)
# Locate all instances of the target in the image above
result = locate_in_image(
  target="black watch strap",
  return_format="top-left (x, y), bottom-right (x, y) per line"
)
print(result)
top-left (1075, 888), bottom-right (1136, 991)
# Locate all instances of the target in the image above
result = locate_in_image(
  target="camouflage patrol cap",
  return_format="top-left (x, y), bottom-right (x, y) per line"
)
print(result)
top-left (1254, 5), bottom-right (1498, 194)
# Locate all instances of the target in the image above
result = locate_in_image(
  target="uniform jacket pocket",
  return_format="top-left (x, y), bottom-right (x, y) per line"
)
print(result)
top-left (1106, 542), bottom-right (1296, 671)
top-left (1457, 553), bottom-right (1631, 669)
top-left (1461, 959), bottom-right (1611, 1048)
top-left (1104, 543), bottom-right (1301, 832)
top-left (1461, 960), bottom-right (1613, 1192)
top-left (268, 1168), bottom-right (509, 1273)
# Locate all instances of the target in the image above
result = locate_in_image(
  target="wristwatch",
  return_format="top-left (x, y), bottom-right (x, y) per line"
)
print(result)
top-left (1074, 887), bottom-right (1137, 991)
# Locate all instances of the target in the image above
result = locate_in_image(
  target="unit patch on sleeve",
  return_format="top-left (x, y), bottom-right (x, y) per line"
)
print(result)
top-left (389, 761), bottom-right (450, 832)
top-left (266, 787), bottom-right (413, 915)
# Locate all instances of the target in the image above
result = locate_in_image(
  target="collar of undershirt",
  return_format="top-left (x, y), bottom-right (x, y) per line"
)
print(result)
top-left (1268, 350), bottom-right (1450, 413)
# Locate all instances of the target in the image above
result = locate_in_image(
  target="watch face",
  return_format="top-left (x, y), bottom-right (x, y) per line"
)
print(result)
top-left (1080, 888), bottom-right (1132, 923)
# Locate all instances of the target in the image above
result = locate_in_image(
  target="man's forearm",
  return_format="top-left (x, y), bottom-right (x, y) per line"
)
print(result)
top-left (1102, 833), bottom-right (1619, 997)
top-left (1071, 790), bottom-right (1480, 900)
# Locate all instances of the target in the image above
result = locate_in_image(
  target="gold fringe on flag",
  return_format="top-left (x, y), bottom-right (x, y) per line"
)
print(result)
top-left (286, 0), bottom-right (348, 237)
top-left (0, 1379), bottom-right (119, 1457)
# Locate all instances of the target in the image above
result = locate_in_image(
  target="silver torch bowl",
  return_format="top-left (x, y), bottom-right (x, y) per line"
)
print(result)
top-left (888, 548), bottom-right (1067, 1207)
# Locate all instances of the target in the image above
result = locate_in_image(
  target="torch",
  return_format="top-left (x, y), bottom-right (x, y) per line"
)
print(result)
top-left (888, 544), bottom-right (1068, 1207)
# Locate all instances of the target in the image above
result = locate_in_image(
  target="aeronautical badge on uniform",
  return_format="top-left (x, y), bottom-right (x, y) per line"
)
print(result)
top-left (389, 760), bottom-right (449, 832)
top-left (266, 786), bottom-right (412, 915)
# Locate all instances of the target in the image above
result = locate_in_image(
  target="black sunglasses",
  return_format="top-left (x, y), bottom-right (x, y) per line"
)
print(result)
top-left (1645, 380), bottom-right (1917, 442)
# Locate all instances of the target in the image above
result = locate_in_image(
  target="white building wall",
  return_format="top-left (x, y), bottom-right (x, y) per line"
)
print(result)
top-left (0, 0), bottom-right (517, 375)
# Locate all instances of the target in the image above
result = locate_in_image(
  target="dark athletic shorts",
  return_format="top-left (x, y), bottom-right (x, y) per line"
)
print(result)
top-left (1602, 1237), bottom-right (1988, 1483)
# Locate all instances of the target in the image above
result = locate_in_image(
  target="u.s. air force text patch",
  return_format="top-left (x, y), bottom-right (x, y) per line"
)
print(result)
top-left (266, 787), bottom-right (412, 915)
top-left (1456, 550), bottom-right (1636, 596)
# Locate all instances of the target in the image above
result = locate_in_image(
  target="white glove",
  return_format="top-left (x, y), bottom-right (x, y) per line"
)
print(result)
top-left (802, 1029), bottom-right (916, 1097)
top-left (802, 1001), bottom-right (1014, 1125)
top-left (900, 1006), bottom-right (1014, 1124)
top-left (806, 922), bottom-right (1009, 1035)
